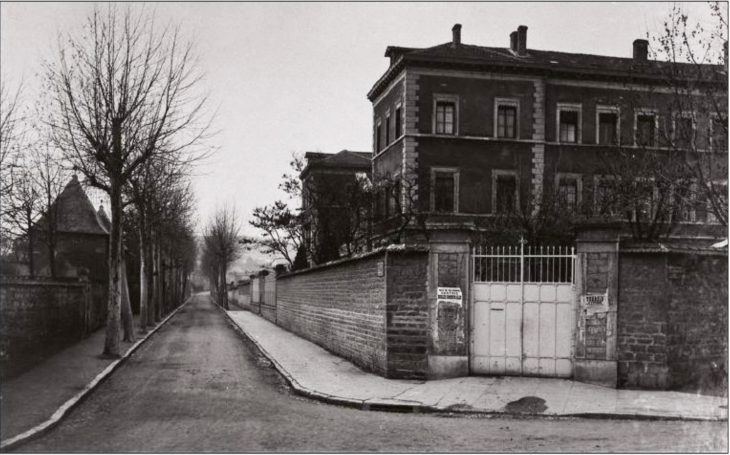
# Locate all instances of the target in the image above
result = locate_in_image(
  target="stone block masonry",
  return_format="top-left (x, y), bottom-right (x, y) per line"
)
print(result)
top-left (617, 251), bottom-right (728, 390)
top-left (385, 252), bottom-right (429, 377)
top-left (0, 277), bottom-right (101, 379)
top-left (276, 246), bottom-right (429, 379)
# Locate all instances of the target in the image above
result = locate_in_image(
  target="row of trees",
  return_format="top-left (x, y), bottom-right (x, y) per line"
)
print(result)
top-left (1, 4), bottom-right (211, 357)
top-left (199, 205), bottom-right (246, 310)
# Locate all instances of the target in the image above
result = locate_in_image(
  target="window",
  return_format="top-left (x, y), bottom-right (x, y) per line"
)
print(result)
top-left (557, 103), bottom-right (582, 143)
top-left (435, 102), bottom-right (455, 135)
top-left (674, 181), bottom-right (697, 223)
top-left (385, 112), bottom-right (391, 146)
top-left (492, 170), bottom-right (519, 214)
top-left (673, 113), bottom-right (694, 150)
top-left (395, 105), bottom-right (403, 138)
top-left (594, 175), bottom-right (618, 217)
top-left (430, 168), bottom-right (459, 212)
top-left (631, 178), bottom-right (666, 222)
top-left (635, 111), bottom-right (657, 147)
top-left (555, 173), bottom-right (583, 212)
top-left (385, 179), bottom-right (401, 217)
top-left (596, 106), bottom-right (620, 145)
top-left (432, 95), bottom-right (458, 135)
top-left (494, 99), bottom-right (519, 139)
top-left (706, 181), bottom-right (728, 224)
top-left (375, 120), bottom-right (382, 152)
top-left (711, 115), bottom-right (727, 153)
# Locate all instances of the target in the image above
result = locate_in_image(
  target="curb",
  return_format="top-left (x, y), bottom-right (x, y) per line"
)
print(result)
top-left (219, 306), bottom-right (728, 422)
top-left (0, 296), bottom-right (195, 452)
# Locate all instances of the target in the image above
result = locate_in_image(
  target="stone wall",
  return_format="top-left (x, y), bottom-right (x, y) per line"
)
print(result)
top-left (0, 276), bottom-right (104, 379)
top-left (617, 251), bottom-right (728, 390)
top-left (385, 251), bottom-right (429, 377)
top-left (237, 281), bottom-right (251, 309)
top-left (276, 247), bottom-right (429, 379)
top-left (261, 272), bottom-right (276, 323)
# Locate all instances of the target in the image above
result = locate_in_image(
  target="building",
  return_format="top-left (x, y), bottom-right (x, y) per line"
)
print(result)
top-left (300, 150), bottom-right (372, 265)
top-left (367, 24), bottom-right (727, 246)
top-left (357, 24), bottom-right (727, 383)
top-left (32, 174), bottom-right (110, 282)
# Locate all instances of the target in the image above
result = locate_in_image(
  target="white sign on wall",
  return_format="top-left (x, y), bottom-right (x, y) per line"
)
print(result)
top-left (437, 287), bottom-right (463, 306)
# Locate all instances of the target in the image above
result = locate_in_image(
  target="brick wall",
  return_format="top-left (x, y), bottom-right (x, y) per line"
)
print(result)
top-left (385, 251), bottom-right (429, 377)
top-left (276, 247), bottom-right (429, 379)
top-left (665, 254), bottom-right (727, 389)
top-left (617, 251), bottom-right (727, 390)
top-left (0, 277), bottom-right (102, 379)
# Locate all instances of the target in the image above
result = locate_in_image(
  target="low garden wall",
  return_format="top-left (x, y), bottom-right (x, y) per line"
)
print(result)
top-left (0, 276), bottom-right (105, 379)
top-left (275, 246), bottom-right (429, 379)
top-left (617, 250), bottom-right (728, 391)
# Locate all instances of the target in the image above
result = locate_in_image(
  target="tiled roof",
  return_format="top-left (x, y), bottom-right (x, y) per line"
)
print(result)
top-left (369, 41), bottom-right (723, 100)
top-left (35, 176), bottom-right (109, 235)
top-left (321, 150), bottom-right (371, 166)
top-left (411, 42), bottom-right (707, 75)
top-left (301, 150), bottom-right (372, 178)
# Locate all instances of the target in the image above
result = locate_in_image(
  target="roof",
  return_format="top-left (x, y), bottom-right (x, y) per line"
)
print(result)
top-left (35, 175), bottom-right (110, 236)
top-left (300, 150), bottom-right (372, 179)
top-left (369, 40), bottom-right (724, 100)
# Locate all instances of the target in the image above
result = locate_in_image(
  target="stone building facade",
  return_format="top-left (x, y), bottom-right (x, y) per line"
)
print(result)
top-left (367, 24), bottom-right (727, 244)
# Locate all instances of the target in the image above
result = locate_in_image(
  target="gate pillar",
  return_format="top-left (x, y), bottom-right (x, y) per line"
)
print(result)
top-left (427, 236), bottom-right (470, 379)
top-left (574, 223), bottom-right (621, 388)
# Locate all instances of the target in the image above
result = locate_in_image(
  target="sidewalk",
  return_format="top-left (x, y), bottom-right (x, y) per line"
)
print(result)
top-left (0, 301), bottom-right (190, 451)
top-left (224, 308), bottom-right (728, 421)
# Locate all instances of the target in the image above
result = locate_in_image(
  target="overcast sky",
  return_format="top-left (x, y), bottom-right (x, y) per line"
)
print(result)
top-left (1, 2), bottom-right (720, 237)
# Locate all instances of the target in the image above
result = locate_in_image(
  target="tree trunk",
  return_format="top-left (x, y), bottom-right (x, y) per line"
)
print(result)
top-left (147, 231), bottom-right (156, 325)
top-left (155, 239), bottom-right (163, 321)
top-left (138, 217), bottom-right (148, 332)
top-left (121, 255), bottom-right (135, 342)
top-left (27, 209), bottom-right (35, 278)
top-left (103, 177), bottom-right (123, 358)
top-left (219, 262), bottom-right (229, 310)
top-left (47, 196), bottom-right (57, 278)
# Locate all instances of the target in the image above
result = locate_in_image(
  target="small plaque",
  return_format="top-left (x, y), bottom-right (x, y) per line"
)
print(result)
top-left (437, 287), bottom-right (462, 306)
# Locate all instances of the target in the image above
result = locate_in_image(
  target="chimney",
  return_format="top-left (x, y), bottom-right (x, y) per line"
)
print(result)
top-left (517, 25), bottom-right (528, 56)
top-left (452, 23), bottom-right (462, 47)
top-left (633, 39), bottom-right (648, 62)
top-left (510, 31), bottom-right (518, 52)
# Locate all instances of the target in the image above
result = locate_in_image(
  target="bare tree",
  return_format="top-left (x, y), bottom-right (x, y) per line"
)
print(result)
top-left (43, 4), bottom-right (212, 357)
top-left (1, 80), bottom-right (25, 251)
top-left (26, 143), bottom-right (69, 278)
top-left (201, 205), bottom-right (243, 310)
top-left (126, 156), bottom-right (190, 332)
top-left (370, 166), bottom-right (429, 246)
top-left (252, 153), bottom-right (375, 269)
top-left (648, 2), bottom-right (728, 227)
top-left (4, 161), bottom-right (41, 276)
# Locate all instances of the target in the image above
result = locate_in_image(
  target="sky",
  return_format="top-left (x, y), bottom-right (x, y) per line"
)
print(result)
top-left (1, 2), bottom-right (722, 240)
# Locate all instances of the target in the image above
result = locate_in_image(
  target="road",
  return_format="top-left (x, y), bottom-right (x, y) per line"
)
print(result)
top-left (13, 295), bottom-right (727, 452)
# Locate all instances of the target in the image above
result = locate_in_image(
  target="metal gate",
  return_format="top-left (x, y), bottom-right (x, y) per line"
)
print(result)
top-left (471, 240), bottom-right (575, 378)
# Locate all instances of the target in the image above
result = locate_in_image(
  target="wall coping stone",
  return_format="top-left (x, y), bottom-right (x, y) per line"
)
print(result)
top-left (0, 276), bottom-right (87, 287)
top-left (279, 244), bottom-right (429, 279)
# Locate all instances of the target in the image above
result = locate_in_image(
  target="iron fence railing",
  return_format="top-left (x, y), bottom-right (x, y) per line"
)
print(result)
top-left (473, 240), bottom-right (575, 284)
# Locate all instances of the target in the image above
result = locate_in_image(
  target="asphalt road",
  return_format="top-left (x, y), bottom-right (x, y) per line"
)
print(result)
top-left (13, 295), bottom-right (727, 452)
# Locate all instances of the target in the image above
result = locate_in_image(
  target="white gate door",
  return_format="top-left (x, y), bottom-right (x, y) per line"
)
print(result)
top-left (471, 242), bottom-right (575, 378)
